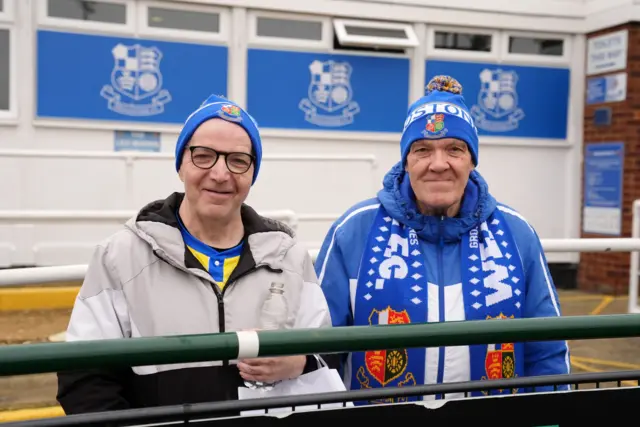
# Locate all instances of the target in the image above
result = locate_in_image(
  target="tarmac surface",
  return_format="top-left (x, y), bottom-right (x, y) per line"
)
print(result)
top-left (0, 288), bottom-right (639, 421)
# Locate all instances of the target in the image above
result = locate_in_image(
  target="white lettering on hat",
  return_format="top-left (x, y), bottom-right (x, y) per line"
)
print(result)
top-left (403, 102), bottom-right (478, 134)
top-left (183, 101), bottom-right (226, 125)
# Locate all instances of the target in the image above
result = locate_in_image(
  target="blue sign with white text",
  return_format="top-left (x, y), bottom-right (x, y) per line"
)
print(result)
top-left (36, 30), bottom-right (228, 124)
top-left (247, 48), bottom-right (410, 132)
top-left (587, 78), bottom-right (606, 105)
top-left (426, 60), bottom-right (570, 139)
top-left (584, 143), bottom-right (624, 209)
top-left (587, 73), bottom-right (627, 105)
top-left (583, 142), bottom-right (624, 235)
top-left (114, 131), bottom-right (161, 152)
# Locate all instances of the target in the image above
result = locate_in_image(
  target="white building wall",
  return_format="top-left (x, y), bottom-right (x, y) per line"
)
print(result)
top-left (0, 0), bottom-right (628, 268)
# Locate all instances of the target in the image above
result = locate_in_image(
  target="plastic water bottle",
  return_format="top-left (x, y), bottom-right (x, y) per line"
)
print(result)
top-left (244, 282), bottom-right (288, 390)
top-left (259, 282), bottom-right (287, 330)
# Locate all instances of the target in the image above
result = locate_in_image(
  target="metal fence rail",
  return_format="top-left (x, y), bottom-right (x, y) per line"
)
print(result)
top-left (3, 237), bottom-right (640, 287)
top-left (3, 370), bottom-right (640, 427)
top-left (1, 314), bottom-right (640, 425)
top-left (0, 314), bottom-right (640, 376)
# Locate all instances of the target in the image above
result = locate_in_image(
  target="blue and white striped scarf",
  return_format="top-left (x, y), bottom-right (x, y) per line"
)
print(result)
top-left (351, 204), bottom-right (525, 403)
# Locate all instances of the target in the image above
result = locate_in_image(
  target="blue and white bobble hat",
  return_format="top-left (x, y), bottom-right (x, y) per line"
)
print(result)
top-left (175, 95), bottom-right (262, 184)
top-left (400, 75), bottom-right (480, 166)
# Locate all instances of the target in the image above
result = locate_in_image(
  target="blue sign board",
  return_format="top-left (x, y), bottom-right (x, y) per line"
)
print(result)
top-left (425, 60), bottom-right (570, 139)
top-left (247, 48), bottom-right (410, 132)
top-left (583, 142), bottom-right (624, 235)
top-left (114, 131), bottom-right (161, 152)
top-left (586, 72), bottom-right (627, 105)
top-left (36, 30), bottom-right (228, 124)
top-left (593, 107), bottom-right (612, 127)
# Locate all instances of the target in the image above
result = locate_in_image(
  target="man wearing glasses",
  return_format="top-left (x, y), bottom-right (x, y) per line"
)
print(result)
top-left (56, 95), bottom-right (331, 414)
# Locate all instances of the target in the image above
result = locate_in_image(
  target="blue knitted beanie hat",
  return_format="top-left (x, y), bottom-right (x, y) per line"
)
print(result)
top-left (175, 95), bottom-right (262, 184)
top-left (400, 75), bottom-right (479, 165)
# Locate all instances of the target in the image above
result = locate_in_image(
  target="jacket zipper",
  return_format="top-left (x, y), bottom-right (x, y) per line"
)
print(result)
top-left (212, 265), bottom-right (270, 366)
top-left (435, 216), bottom-right (446, 400)
top-left (153, 248), bottom-right (271, 366)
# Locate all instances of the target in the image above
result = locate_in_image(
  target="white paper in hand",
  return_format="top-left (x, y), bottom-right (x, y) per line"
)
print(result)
top-left (237, 359), bottom-right (352, 416)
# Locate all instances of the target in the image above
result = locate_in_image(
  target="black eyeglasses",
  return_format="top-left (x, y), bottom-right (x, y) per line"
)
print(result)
top-left (188, 146), bottom-right (255, 174)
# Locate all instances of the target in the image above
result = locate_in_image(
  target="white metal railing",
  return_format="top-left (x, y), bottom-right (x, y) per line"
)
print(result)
top-left (0, 210), bottom-right (139, 222)
top-left (540, 238), bottom-right (640, 252)
top-left (308, 238), bottom-right (640, 263)
top-left (0, 209), bottom-right (299, 226)
top-left (310, 241), bottom-right (640, 262)
top-left (0, 264), bottom-right (88, 286)
top-left (0, 209), bottom-right (300, 270)
top-left (4, 237), bottom-right (640, 290)
top-left (0, 149), bottom-right (378, 163)
top-left (0, 149), bottom-right (378, 208)
top-left (629, 200), bottom-right (640, 314)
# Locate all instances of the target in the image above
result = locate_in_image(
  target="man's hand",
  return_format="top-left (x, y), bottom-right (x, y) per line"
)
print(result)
top-left (237, 355), bottom-right (307, 383)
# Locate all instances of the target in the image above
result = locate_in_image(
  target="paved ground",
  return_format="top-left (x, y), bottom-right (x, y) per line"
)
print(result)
top-left (0, 290), bottom-right (639, 412)
top-left (557, 290), bottom-right (640, 383)
top-left (0, 309), bottom-right (71, 411)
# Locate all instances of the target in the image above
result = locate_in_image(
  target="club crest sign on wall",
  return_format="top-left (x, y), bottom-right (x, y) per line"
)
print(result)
top-left (100, 43), bottom-right (172, 117)
top-left (470, 68), bottom-right (525, 132)
top-left (299, 59), bottom-right (360, 127)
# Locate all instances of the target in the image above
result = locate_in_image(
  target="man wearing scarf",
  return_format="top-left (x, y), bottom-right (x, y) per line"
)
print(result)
top-left (315, 75), bottom-right (570, 403)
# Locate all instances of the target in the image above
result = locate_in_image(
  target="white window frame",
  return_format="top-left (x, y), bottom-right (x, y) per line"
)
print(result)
top-left (502, 30), bottom-right (571, 65)
top-left (0, 0), bottom-right (15, 22)
top-left (37, 0), bottom-right (135, 35)
top-left (426, 26), bottom-right (499, 61)
top-left (333, 18), bottom-right (419, 49)
top-left (248, 10), bottom-right (331, 51)
top-left (0, 24), bottom-right (17, 120)
top-left (138, 0), bottom-right (230, 44)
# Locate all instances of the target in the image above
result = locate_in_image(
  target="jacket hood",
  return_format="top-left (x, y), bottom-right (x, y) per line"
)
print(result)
top-left (377, 161), bottom-right (497, 243)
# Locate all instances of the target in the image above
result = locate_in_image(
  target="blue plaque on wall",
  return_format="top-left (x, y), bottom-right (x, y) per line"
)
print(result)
top-left (593, 107), bottom-right (612, 127)
top-left (586, 72), bottom-right (626, 105)
top-left (583, 142), bottom-right (624, 235)
top-left (247, 48), bottom-right (410, 133)
top-left (114, 130), bottom-right (161, 152)
top-left (426, 60), bottom-right (570, 139)
top-left (37, 30), bottom-right (228, 124)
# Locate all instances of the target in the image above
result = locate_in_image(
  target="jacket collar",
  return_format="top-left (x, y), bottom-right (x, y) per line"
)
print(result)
top-left (125, 192), bottom-right (295, 274)
top-left (377, 161), bottom-right (497, 243)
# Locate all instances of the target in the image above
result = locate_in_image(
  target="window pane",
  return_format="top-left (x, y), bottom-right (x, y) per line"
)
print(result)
top-left (509, 36), bottom-right (564, 56)
top-left (47, 0), bottom-right (127, 24)
top-left (344, 25), bottom-right (407, 39)
top-left (0, 29), bottom-right (9, 111)
top-left (435, 31), bottom-right (492, 52)
top-left (148, 7), bottom-right (219, 33)
top-left (256, 17), bottom-right (322, 41)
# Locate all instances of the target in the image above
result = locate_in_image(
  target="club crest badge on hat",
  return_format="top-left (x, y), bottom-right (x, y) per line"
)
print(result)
top-left (219, 104), bottom-right (243, 122)
top-left (422, 113), bottom-right (448, 138)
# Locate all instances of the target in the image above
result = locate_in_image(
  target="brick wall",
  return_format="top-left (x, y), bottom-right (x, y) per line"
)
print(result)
top-left (579, 23), bottom-right (639, 295)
